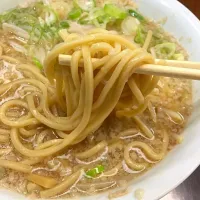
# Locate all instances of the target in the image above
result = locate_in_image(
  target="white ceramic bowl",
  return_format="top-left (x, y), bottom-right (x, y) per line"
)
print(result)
top-left (1, 0), bottom-right (200, 200)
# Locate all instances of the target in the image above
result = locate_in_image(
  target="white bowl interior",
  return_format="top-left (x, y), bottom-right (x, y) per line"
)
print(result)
top-left (0, 0), bottom-right (200, 200)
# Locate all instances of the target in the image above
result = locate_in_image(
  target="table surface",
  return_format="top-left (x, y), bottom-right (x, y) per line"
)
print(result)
top-left (160, 1), bottom-right (200, 200)
top-left (179, 0), bottom-right (200, 18)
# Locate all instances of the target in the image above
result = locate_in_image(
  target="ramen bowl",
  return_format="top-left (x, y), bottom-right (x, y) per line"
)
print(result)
top-left (0, 0), bottom-right (200, 200)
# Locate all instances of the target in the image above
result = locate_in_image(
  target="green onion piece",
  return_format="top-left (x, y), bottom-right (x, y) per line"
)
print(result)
top-left (83, 0), bottom-right (96, 10)
top-left (134, 26), bottom-right (146, 44)
top-left (85, 165), bottom-right (105, 178)
top-left (73, 0), bottom-right (80, 8)
top-left (92, 8), bottom-right (110, 24)
top-left (68, 8), bottom-right (82, 20)
top-left (129, 9), bottom-right (145, 21)
top-left (78, 15), bottom-right (90, 25)
top-left (92, 0), bottom-right (97, 7)
top-left (154, 42), bottom-right (176, 59)
top-left (97, 14), bottom-right (110, 24)
top-left (172, 53), bottom-right (185, 61)
top-left (74, 0), bottom-right (96, 11)
top-left (78, 19), bottom-right (89, 25)
top-left (104, 4), bottom-right (127, 20)
top-left (33, 57), bottom-right (43, 70)
top-left (60, 21), bottom-right (70, 29)
top-left (121, 16), bottom-right (139, 35)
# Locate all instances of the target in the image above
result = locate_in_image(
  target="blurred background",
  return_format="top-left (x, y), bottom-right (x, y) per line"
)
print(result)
top-left (161, 1), bottom-right (200, 200)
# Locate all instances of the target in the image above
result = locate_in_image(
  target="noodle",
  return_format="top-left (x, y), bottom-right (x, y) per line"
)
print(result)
top-left (133, 116), bottom-right (154, 139)
top-left (76, 141), bottom-right (108, 159)
top-left (124, 130), bottom-right (169, 171)
top-left (0, 160), bottom-right (32, 173)
top-left (116, 97), bottom-right (149, 118)
top-left (9, 30), bottom-right (154, 158)
top-left (143, 30), bottom-right (153, 50)
top-left (40, 170), bottom-right (83, 198)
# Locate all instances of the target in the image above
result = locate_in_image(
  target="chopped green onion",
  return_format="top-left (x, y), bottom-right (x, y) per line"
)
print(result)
top-left (33, 57), bottom-right (43, 70)
top-left (104, 4), bottom-right (127, 20)
top-left (78, 14), bottom-right (90, 25)
top-left (121, 16), bottom-right (140, 35)
top-left (85, 165), bottom-right (105, 178)
top-left (92, 0), bottom-right (97, 7)
top-left (93, 9), bottom-right (108, 23)
top-left (97, 14), bottom-right (110, 24)
top-left (68, 8), bottom-right (82, 20)
top-left (78, 19), bottom-right (89, 25)
top-left (154, 42), bottom-right (176, 59)
top-left (59, 21), bottom-right (70, 29)
top-left (0, 2), bottom-right (62, 49)
top-left (75, 4), bottom-right (127, 28)
top-left (172, 53), bottom-right (185, 61)
top-left (129, 9), bottom-right (145, 21)
top-left (74, 0), bottom-right (96, 11)
top-left (83, 0), bottom-right (96, 10)
top-left (134, 26), bottom-right (146, 44)
top-left (73, 0), bottom-right (80, 9)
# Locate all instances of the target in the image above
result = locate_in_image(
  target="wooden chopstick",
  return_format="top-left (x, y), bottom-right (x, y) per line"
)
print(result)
top-left (59, 54), bottom-right (200, 80)
top-left (136, 64), bottom-right (200, 80)
top-left (155, 59), bottom-right (200, 69)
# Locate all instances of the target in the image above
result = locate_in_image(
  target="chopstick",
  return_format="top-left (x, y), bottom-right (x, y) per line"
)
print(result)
top-left (136, 64), bottom-right (200, 80)
top-left (59, 54), bottom-right (200, 80)
top-left (155, 59), bottom-right (200, 69)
